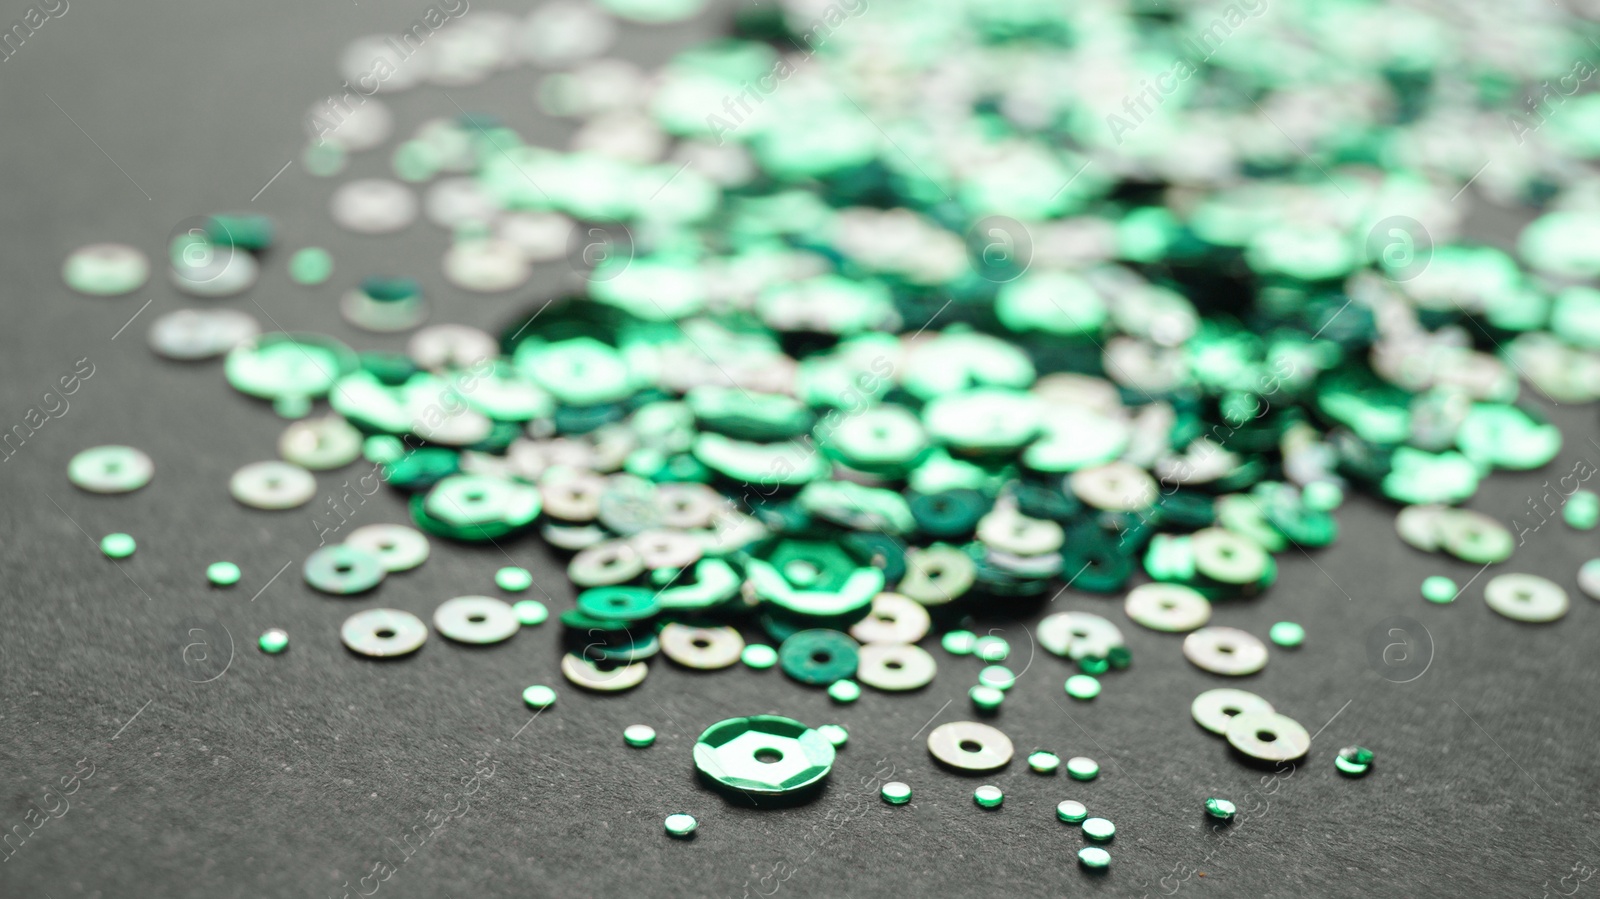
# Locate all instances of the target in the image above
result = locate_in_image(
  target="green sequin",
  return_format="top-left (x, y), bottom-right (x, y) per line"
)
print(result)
top-left (1205, 797), bottom-right (1237, 820)
top-left (664, 813), bottom-right (698, 837)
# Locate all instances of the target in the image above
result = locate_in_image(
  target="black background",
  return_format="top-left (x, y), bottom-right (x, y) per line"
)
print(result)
top-left (2, 2), bottom-right (1599, 897)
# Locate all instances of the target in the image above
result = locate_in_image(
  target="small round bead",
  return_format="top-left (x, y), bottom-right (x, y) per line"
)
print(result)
top-left (974, 635), bottom-right (1009, 661)
top-left (100, 533), bottom-right (136, 559)
top-left (1064, 674), bottom-right (1101, 700)
top-left (1028, 750), bottom-right (1060, 774)
top-left (1204, 797), bottom-right (1236, 820)
top-left (817, 724), bottom-right (849, 747)
top-left (1565, 491), bottom-right (1599, 530)
top-left (207, 561), bottom-right (241, 586)
top-left (1421, 576), bottom-right (1457, 604)
top-left (1078, 656), bottom-right (1109, 675)
top-left (1268, 621), bottom-right (1305, 647)
top-left (258, 628), bottom-right (289, 654)
top-left (969, 684), bottom-right (1005, 711)
top-left (941, 630), bottom-right (976, 655)
top-left (664, 813), bottom-right (697, 837)
top-left (881, 781), bottom-right (912, 805)
top-left (1078, 846), bottom-right (1111, 869)
top-left (623, 724), bottom-right (656, 747)
top-left (978, 665), bottom-right (1016, 691)
top-left (827, 679), bottom-right (861, 703)
top-left (522, 685), bottom-right (557, 709)
top-left (1056, 800), bottom-right (1088, 823)
top-left (1082, 817), bottom-right (1115, 841)
top-left (741, 644), bottom-right (778, 669)
top-left (495, 566), bottom-right (534, 592)
top-left (1302, 481), bottom-right (1343, 511)
top-left (973, 785), bottom-right (1004, 808)
top-left (1335, 745), bottom-right (1373, 777)
top-left (513, 599), bottom-right (549, 625)
top-left (1066, 756), bottom-right (1100, 781)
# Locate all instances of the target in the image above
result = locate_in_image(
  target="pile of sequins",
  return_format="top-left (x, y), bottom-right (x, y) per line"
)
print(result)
top-left (60, 0), bottom-right (1600, 867)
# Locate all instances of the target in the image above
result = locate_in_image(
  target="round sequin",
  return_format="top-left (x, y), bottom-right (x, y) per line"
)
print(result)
top-left (341, 608), bottom-right (427, 658)
top-left (433, 595), bottom-right (520, 643)
top-left (1483, 573), bottom-right (1569, 623)
top-left (69, 445), bottom-right (154, 494)
top-left (624, 724), bottom-right (657, 747)
top-left (229, 461), bottom-right (316, 510)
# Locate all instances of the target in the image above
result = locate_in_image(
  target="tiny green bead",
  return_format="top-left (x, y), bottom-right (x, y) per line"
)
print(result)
top-left (1028, 750), bottom-right (1060, 773)
top-left (1082, 817), bottom-right (1115, 841)
top-left (207, 561), bottom-right (241, 586)
top-left (1077, 655), bottom-right (1109, 675)
top-left (828, 679), bottom-right (861, 703)
top-left (818, 724), bottom-right (849, 747)
top-left (289, 247), bottom-right (333, 285)
top-left (978, 665), bottom-right (1016, 690)
top-left (1335, 745), bottom-right (1373, 776)
top-left (513, 599), bottom-right (549, 625)
top-left (522, 685), bottom-right (557, 708)
top-left (742, 644), bottom-right (778, 669)
top-left (624, 724), bottom-right (656, 747)
top-left (881, 781), bottom-right (912, 804)
top-left (941, 629), bottom-right (977, 655)
top-left (496, 566), bottom-right (534, 592)
top-left (1056, 800), bottom-right (1088, 823)
top-left (1078, 846), bottom-right (1111, 869)
top-left (974, 635), bottom-right (1009, 661)
top-left (970, 684), bottom-right (1005, 711)
top-left (973, 785), bottom-right (1004, 808)
top-left (664, 813), bottom-right (697, 837)
top-left (1564, 491), bottom-right (1599, 530)
top-left (1066, 756), bottom-right (1100, 781)
top-left (1421, 576), bottom-right (1457, 603)
top-left (1064, 674), bottom-right (1101, 700)
top-left (1205, 797), bottom-right (1236, 820)
top-left (1268, 621), bottom-right (1305, 647)
top-left (99, 533), bottom-right (136, 559)
top-left (258, 628), bottom-right (289, 654)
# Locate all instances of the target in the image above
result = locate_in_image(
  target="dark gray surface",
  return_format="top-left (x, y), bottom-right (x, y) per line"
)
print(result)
top-left (3, 3), bottom-right (1600, 898)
